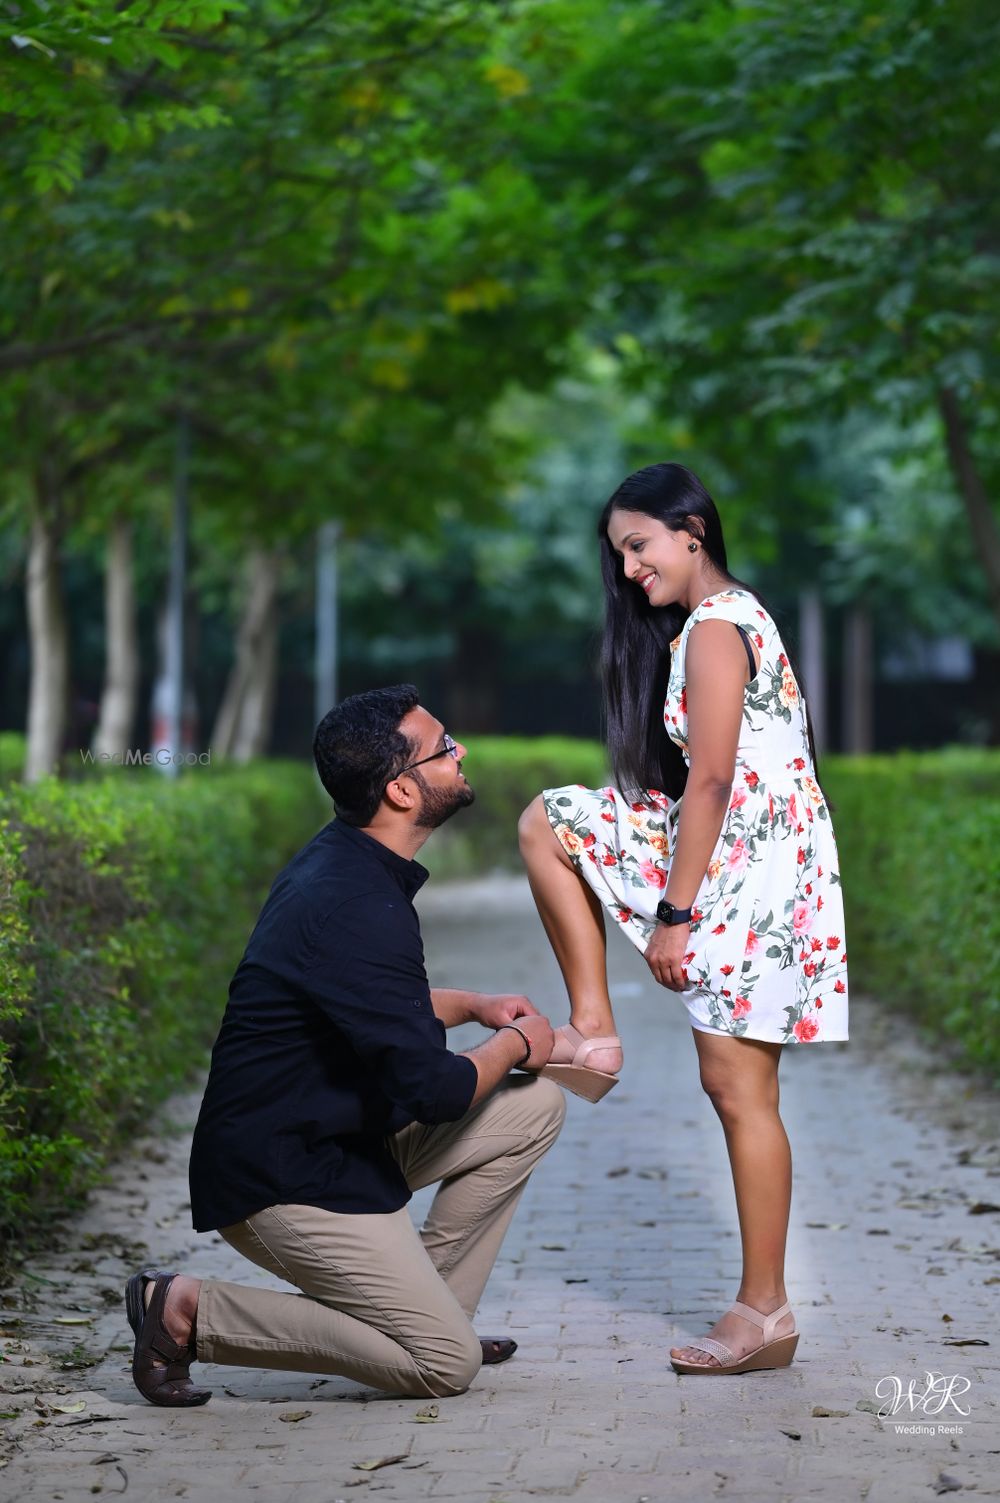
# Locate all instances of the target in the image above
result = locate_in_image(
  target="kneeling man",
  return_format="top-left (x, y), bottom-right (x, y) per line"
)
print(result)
top-left (126, 685), bottom-right (562, 1406)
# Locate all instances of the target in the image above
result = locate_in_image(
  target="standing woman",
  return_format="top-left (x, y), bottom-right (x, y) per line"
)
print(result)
top-left (518, 463), bottom-right (848, 1375)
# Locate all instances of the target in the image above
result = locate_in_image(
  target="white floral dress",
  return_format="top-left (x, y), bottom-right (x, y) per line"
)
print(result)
top-left (542, 590), bottom-right (849, 1043)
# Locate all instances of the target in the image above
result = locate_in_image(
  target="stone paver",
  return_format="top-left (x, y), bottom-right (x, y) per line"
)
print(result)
top-left (1, 875), bottom-right (997, 1503)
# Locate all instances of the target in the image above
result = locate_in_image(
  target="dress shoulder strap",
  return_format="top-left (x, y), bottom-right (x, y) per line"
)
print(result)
top-left (734, 624), bottom-right (757, 679)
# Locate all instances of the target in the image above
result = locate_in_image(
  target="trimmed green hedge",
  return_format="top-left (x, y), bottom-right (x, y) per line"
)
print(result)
top-left (0, 733), bottom-right (26, 785)
top-left (1, 737), bottom-right (994, 1254)
top-left (434, 739), bottom-right (1000, 1078)
top-left (823, 749), bottom-right (1000, 1079)
top-left (0, 763), bottom-right (329, 1252)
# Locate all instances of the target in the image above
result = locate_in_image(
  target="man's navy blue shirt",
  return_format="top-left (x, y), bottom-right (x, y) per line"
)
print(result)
top-left (189, 819), bottom-right (478, 1231)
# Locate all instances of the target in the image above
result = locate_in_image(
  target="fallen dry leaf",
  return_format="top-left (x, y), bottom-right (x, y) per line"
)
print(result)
top-left (811, 1405), bottom-right (849, 1418)
top-left (277, 1410), bottom-right (312, 1424)
top-left (353, 1453), bottom-right (409, 1472)
top-left (780, 1428), bottom-right (801, 1441)
top-left (52, 1316), bottom-right (92, 1326)
top-left (968, 1202), bottom-right (1000, 1215)
top-left (413, 1404), bottom-right (441, 1423)
top-left (942, 1337), bottom-right (989, 1347)
top-left (49, 1401), bottom-right (87, 1415)
top-left (856, 1399), bottom-right (881, 1415)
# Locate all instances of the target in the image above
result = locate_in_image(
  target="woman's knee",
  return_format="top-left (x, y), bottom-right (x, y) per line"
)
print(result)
top-left (699, 1060), bottom-right (777, 1121)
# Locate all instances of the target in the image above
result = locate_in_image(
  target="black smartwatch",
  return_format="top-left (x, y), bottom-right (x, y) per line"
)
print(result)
top-left (656, 898), bottom-right (693, 926)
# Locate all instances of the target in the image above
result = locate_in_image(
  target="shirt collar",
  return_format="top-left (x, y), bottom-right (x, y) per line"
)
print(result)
top-left (328, 819), bottom-right (429, 899)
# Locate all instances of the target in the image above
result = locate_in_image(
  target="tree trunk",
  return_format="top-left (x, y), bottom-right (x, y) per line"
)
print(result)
top-left (212, 547), bottom-right (281, 762)
top-left (842, 604), bottom-right (873, 754)
top-left (159, 414), bottom-right (190, 777)
top-left (314, 521), bottom-right (340, 725)
top-left (937, 387), bottom-right (1000, 629)
top-left (798, 588), bottom-right (827, 756)
top-left (92, 515), bottom-right (138, 761)
top-left (24, 464), bottom-right (69, 783)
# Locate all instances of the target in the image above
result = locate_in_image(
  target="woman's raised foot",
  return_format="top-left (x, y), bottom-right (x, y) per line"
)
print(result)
top-left (540, 1022), bottom-right (622, 1102)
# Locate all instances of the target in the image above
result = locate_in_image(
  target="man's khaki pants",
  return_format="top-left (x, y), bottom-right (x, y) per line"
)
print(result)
top-left (195, 1074), bottom-right (566, 1398)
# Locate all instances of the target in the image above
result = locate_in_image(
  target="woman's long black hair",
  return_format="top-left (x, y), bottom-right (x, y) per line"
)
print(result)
top-left (598, 462), bottom-right (821, 802)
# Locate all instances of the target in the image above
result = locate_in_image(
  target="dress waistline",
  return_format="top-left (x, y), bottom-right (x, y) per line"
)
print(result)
top-left (679, 761), bottom-right (819, 791)
top-left (734, 770), bottom-right (817, 789)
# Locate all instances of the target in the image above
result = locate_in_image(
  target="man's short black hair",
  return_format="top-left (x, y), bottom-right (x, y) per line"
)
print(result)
top-left (313, 684), bottom-right (421, 826)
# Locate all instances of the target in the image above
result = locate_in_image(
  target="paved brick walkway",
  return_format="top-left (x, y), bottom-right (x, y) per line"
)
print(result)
top-left (1, 876), bottom-right (997, 1502)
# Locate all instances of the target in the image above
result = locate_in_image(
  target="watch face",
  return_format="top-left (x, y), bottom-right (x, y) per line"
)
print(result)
top-left (657, 901), bottom-right (674, 922)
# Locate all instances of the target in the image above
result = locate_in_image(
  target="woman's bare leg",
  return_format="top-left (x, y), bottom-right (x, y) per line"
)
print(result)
top-left (517, 795), bottom-right (622, 1075)
top-left (670, 1030), bottom-right (794, 1365)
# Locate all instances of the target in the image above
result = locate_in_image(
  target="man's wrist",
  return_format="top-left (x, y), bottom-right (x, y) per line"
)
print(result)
top-left (462, 992), bottom-right (484, 1026)
top-left (496, 1023), bottom-right (531, 1066)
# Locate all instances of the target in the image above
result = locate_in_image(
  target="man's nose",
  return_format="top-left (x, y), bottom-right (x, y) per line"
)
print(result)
top-left (456, 741), bottom-right (468, 761)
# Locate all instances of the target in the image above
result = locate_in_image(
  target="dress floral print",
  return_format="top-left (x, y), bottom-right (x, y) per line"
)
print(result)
top-left (542, 590), bottom-right (849, 1044)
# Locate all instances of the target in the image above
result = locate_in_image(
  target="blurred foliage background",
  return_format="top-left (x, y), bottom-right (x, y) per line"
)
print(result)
top-left (1, 0), bottom-right (998, 767)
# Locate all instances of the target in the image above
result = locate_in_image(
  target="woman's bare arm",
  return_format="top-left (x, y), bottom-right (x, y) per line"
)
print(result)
top-left (645, 619), bottom-right (753, 989)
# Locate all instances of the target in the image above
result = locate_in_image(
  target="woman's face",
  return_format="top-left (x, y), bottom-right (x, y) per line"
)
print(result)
top-left (606, 508), bottom-right (694, 609)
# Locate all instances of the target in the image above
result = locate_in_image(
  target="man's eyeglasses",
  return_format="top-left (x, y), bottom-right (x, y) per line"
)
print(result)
top-left (394, 733), bottom-right (460, 778)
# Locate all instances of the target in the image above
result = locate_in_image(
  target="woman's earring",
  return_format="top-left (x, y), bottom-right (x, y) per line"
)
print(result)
top-left (688, 541), bottom-right (698, 553)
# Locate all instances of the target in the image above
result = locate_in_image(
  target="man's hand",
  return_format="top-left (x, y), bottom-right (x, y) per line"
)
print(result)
top-left (469, 993), bottom-right (541, 1030)
top-left (644, 922), bottom-right (691, 991)
top-left (501, 1012), bottom-right (555, 1071)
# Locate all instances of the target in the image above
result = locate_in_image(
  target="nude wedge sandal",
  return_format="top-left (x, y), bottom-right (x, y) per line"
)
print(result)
top-left (670, 1299), bottom-right (799, 1375)
top-left (539, 1023), bottom-right (621, 1102)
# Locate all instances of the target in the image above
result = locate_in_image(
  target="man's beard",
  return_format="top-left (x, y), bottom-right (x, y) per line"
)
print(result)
top-left (411, 769), bottom-right (476, 830)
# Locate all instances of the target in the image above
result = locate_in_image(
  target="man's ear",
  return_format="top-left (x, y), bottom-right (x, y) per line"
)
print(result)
top-left (383, 777), bottom-right (415, 814)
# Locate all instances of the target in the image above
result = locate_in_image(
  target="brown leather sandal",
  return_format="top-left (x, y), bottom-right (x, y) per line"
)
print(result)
top-left (125, 1269), bottom-right (212, 1407)
top-left (124, 1265), bottom-right (169, 1342)
top-left (479, 1337), bottom-right (517, 1364)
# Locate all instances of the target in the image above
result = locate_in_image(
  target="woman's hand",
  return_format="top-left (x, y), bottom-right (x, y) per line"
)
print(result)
top-left (645, 921), bottom-right (691, 991)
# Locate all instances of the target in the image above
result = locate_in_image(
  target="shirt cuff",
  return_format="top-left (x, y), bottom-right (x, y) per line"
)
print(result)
top-left (431, 1054), bottom-right (478, 1121)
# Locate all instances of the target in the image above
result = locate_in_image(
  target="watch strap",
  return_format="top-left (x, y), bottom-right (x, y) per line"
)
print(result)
top-left (656, 899), bottom-right (693, 926)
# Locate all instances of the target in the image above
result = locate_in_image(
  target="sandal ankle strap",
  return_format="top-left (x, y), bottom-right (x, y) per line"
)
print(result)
top-left (729, 1299), bottom-right (794, 1343)
top-left (571, 1034), bottom-right (622, 1064)
top-left (144, 1274), bottom-right (196, 1364)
